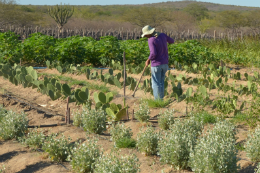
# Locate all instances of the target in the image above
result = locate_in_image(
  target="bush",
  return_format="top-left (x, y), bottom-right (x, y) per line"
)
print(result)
top-left (19, 128), bottom-right (45, 149)
top-left (42, 133), bottom-right (72, 162)
top-left (95, 152), bottom-right (140, 173)
top-left (0, 105), bottom-right (7, 121)
top-left (134, 101), bottom-right (150, 122)
top-left (72, 105), bottom-right (91, 127)
top-left (0, 165), bottom-right (5, 173)
top-left (191, 111), bottom-right (216, 124)
top-left (255, 163), bottom-right (260, 173)
top-left (158, 109), bottom-right (175, 130)
top-left (136, 127), bottom-right (159, 156)
top-left (81, 108), bottom-right (106, 134)
top-left (0, 110), bottom-right (28, 140)
top-left (189, 120), bottom-right (238, 173)
top-left (158, 117), bottom-right (203, 169)
top-left (246, 126), bottom-right (260, 162)
top-left (115, 137), bottom-right (136, 148)
top-left (110, 123), bottom-right (133, 143)
top-left (67, 139), bottom-right (101, 173)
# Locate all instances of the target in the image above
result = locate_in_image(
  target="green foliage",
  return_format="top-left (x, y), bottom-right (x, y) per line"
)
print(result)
top-left (109, 123), bottom-right (133, 145)
top-left (142, 98), bottom-right (170, 108)
top-left (189, 120), bottom-right (238, 173)
top-left (115, 137), bottom-right (136, 149)
top-left (158, 109), bottom-right (175, 130)
top-left (0, 165), bottom-right (5, 173)
top-left (18, 128), bottom-right (45, 149)
top-left (136, 127), bottom-right (159, 156)
top-left (255, 163), bottom-right (260, 173)
top-left (134, 101), bottom-right (150, 122)
top-left (82, 108), bottom-right (107, 134)
top-left (183, 3), bottom-right (209, 21)
top-left (191, 111), bottom-right (217, 124)
top-left (0, 31), bottom-right (22, 63)
top-left (67, 139), bottom-right (101, 173)
top-left (42, 133), bottom-right (72, 162)
top-left (158, 117), bottom-right (203, 169)
top-left (245, 126), bottom-right (260, 162)
top-left (95, 152), bottom-right (140, 173)
top-left (0, 110), bottom-right (28, 140)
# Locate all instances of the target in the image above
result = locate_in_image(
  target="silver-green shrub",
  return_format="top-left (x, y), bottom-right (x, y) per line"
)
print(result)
top-left (189, 120), bottom-right (238, 173)
top-left (158, 109), bottom-right (175, 130)
top-left (67, 139), bottom-right (101, 173)
top-left (0, 110), bottom-right (28, 140)
top-left (0, 105), bottom-right (7, 121)
top-left (158, 117), bottom-right (203, 169)
top-left (136, 126), bottom-right (159, 156)
top-left (82, 108), bottom-right (106, 134)
top-left (246, 126), bottom-right (260, 162)
top-left (42, 133), bottom-right (72, 162)
top-left (0, 165), bottom-right (5, 173)
top-left (95, 152), bottom-right (140, 173)
top-left (110, 123), bottom-right (133, 144)
top-left (255, 163), bottom-right (260, 173)
top-left (134, 101), bottom-right (150, 122)
top-left (73, 105), bottom-right (91, 127)
top-left (19, 128), bottom-right (45, 149)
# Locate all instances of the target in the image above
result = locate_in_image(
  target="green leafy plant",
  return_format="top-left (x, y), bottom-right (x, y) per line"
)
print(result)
top-left (142, 98), bottom-right (170, 108)
top-left (255, 163), bottom-right (260, 173)
top-left (95, 151), bottom-right (140, 173)
top-left (18, 128), bottom-right (45, 149)
top-left (136, 126), bottom-right (159, 156)
top-left (191, 111), bottom-right (216, 124)
top-left (0, 165), bottom-right (5, 173)
top-left (109, 123), bottom-right (133, 145)
top-left (82, 108), bottom-right (106, 134)
top-left (42, 133), bottom-right (72, 162)
top-left (134, 101), bottom-right (150, 122)
top-left (67, 138), bottom-right (101, 173)
top-left (158, 117), bottom-right (203, 169)
top-left (158, 109), bottom-right (175, 130)
top-left (115, 137), bottom-right (136, 148)
top-left (189, 120), bottom-right (238, 173)
top-left (0, 110), bottom-right (28, 140)
top-left (245, 126), bottom-right (260, 162)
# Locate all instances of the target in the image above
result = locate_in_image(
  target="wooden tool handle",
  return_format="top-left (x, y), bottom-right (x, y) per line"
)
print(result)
top-left (131, 65), bottom-right (148, 97)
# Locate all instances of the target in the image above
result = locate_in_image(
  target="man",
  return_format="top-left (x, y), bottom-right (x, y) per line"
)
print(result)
top-left (142, 25), bottom-right (174, 100)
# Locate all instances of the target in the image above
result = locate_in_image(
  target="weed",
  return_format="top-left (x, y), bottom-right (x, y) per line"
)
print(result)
top-left (255, 163), bottom-right (260, 173)
top-left (115, 137), bottom-right (136, 148)
top-left (191, 111), bottom-right (216, 124)
top-left (142, 98), bottom-right (171, 108)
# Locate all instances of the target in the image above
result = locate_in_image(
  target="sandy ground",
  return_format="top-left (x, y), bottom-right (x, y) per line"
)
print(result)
top-left (0, 65), bottom-right (259, 173)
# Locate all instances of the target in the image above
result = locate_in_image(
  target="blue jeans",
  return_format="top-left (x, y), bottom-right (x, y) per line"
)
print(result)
top-left (151, 64), bottom-right (168, 100)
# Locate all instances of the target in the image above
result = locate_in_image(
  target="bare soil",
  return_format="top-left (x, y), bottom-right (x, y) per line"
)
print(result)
top-left (0, 66), bottom-right (259, 173)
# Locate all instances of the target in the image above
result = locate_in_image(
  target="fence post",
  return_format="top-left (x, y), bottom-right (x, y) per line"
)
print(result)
top-left (214, 30), bottom-right (216, 40)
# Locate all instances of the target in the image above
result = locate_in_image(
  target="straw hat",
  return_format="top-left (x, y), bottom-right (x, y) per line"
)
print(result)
top-left (141, 25), bottom-right (155, 37)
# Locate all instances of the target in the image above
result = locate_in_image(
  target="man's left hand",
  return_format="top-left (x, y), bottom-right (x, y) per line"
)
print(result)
top-left (145, 59), bottom-right (150, 66)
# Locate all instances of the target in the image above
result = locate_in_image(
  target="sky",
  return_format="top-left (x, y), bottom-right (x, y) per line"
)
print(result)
top-left (18, 0), bottom-right (260, 7)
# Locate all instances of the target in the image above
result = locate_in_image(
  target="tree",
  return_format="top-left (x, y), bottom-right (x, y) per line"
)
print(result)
top-left (216, 10), bottom-right (245, 33)
top-left (244, 10), bottom-right (260, 34)
top-left (198, 18), bottom-right (216, 33)
top-left (183, 3), bottom-right (209, 21)
top-left (122, 7), bottom-right (169, 28)
top-left (0, 0), bottom-right (41, 27)
top-left (48, 3), bottom-right (74, 32)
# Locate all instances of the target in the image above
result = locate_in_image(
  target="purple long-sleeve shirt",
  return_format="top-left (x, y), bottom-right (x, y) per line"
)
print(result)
top-left (148, 33), bottom-right (174, 67)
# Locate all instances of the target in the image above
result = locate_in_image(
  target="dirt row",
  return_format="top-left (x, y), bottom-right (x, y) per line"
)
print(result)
top-left (0, 66), bottom-right (258, 173)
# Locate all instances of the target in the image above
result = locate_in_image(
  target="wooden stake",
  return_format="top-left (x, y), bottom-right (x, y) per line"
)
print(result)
top-left (132, 109), bottom-right (134, 121)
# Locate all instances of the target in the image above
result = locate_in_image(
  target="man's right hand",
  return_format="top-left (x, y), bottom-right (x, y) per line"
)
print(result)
top-left (145, 59), bottom-right (150, 67)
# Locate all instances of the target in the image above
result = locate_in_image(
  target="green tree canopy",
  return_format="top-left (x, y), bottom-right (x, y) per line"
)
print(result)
top-left (183, 3), bottom-right (209, 21)
top-left (122, 7), bottom-right (169, 28)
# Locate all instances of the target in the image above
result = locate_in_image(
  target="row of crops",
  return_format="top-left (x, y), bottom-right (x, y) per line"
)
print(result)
top-left (0, 31), bottom-right (242, 67)
top-left (1, 98), bottom-right (260, 172)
